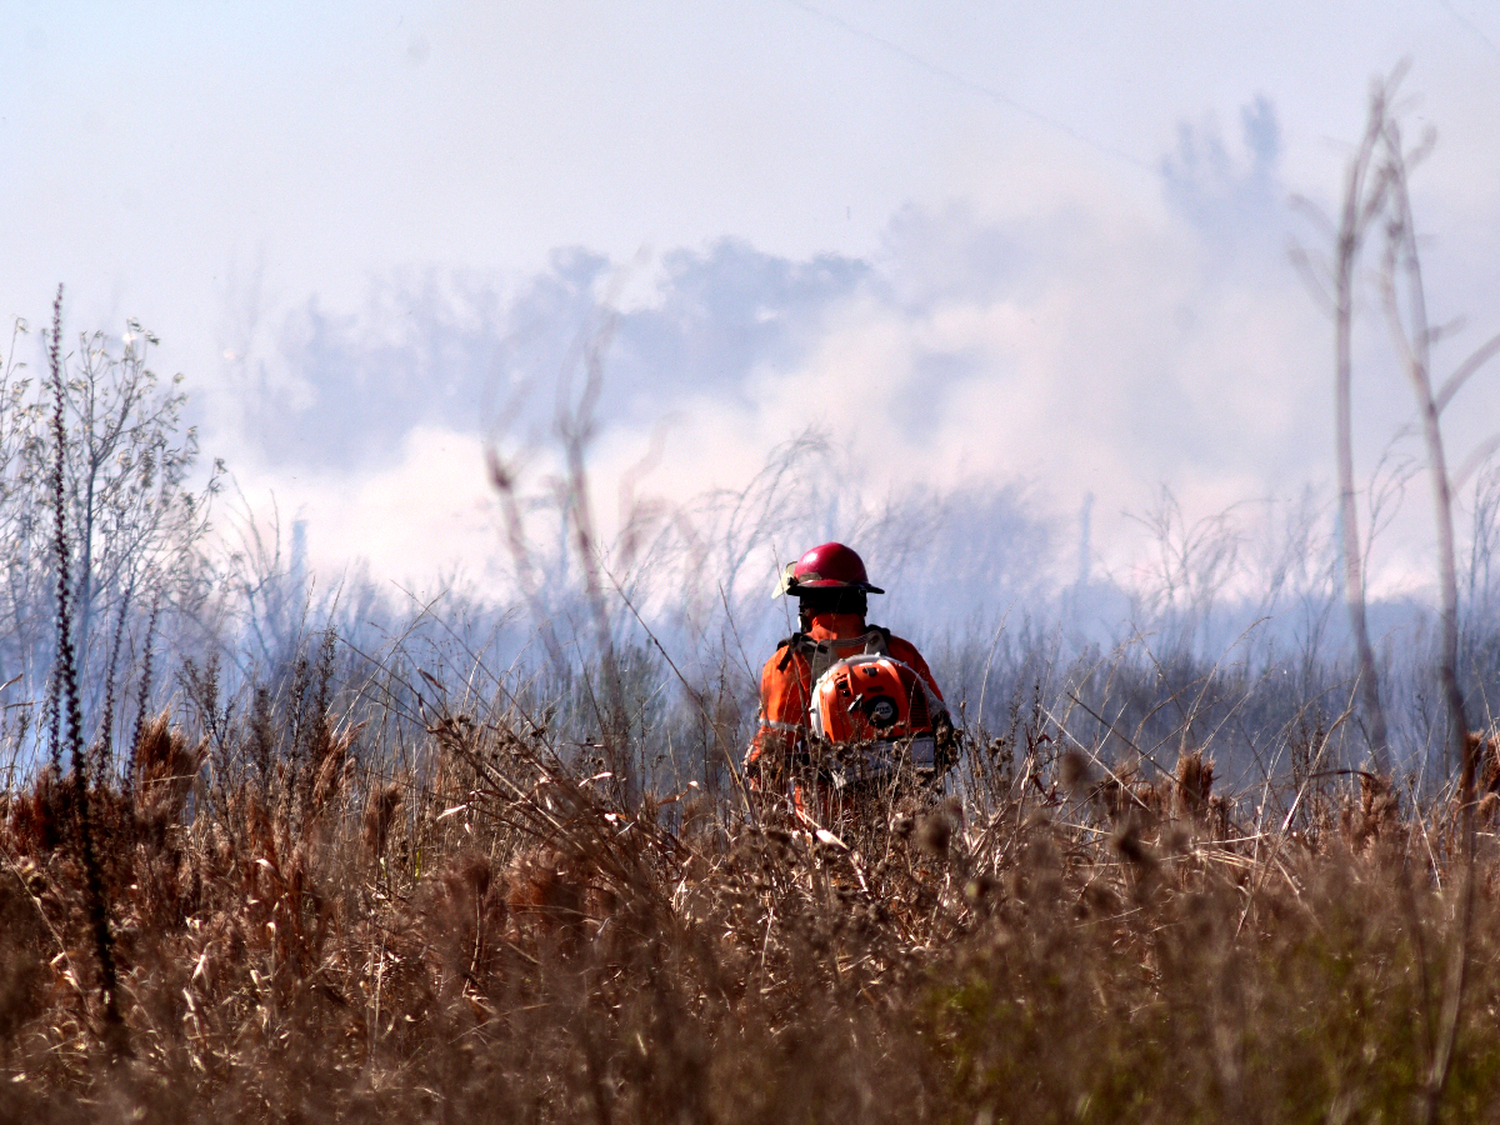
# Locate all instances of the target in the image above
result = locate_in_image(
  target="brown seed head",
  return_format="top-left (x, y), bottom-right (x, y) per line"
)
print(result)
top-left (1058, 750), bottom-right (1092, 795)
top-left (917, 812), bottom-right (952, 858)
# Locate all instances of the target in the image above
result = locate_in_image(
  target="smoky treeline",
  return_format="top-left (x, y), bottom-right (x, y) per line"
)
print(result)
top-left (4, 284), bottom-right (1500, 812)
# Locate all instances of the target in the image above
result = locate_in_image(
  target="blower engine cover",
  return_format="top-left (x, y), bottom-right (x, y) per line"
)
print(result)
top-left (808, 653), bottom-right (940, 776)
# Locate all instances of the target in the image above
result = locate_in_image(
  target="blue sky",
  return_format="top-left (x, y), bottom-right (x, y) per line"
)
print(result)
top-left (3, 2), bottom-right (1500, 599)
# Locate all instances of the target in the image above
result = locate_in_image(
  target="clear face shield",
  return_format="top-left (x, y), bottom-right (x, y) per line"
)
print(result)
top-left (773, 561), bottom-right (799, 599)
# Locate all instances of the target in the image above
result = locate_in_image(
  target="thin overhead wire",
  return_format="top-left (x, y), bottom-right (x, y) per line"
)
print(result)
top-left (780, 0), bottom-right (1154, 174)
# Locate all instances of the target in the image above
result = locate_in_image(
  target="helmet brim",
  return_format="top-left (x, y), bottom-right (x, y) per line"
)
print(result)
top-left (774, 575), bottom-right (885, 598)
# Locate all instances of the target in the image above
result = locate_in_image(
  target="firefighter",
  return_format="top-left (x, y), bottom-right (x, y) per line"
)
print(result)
top-left (744, 542), bottom-right (954, 827)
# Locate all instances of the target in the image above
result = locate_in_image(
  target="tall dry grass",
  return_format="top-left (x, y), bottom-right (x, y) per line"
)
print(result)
top-left (4, 666), bottom-right (1500, 1122)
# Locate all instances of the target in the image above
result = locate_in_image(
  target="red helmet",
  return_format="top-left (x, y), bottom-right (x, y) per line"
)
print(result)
top-left (775, 542), bottom-right (884, 598)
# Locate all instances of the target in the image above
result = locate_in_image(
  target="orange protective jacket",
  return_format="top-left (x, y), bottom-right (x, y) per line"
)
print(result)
top-left (745, 611), bottom-right (945, 782)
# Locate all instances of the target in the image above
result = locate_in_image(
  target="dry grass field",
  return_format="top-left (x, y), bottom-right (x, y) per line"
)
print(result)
top-left (5, 678), bottom-right (1500, 1123)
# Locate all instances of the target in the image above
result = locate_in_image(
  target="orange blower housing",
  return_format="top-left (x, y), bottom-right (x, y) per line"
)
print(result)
top-left (808, 653), bottom-right (940, 779)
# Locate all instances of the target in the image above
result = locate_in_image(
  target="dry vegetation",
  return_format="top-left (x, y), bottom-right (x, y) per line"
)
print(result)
top-left (5, 674), bottom-right (1500, 1123)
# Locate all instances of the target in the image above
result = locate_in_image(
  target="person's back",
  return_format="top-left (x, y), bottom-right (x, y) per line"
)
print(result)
top-left (745, 542), bottom-right (952, 828)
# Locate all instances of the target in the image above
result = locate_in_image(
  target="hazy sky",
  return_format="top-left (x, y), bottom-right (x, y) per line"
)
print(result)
top-left (4, 2), bottom-right (1500, 600)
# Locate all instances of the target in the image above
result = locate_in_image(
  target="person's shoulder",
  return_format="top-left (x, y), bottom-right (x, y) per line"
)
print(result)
top-left (883, 630), bottom-right (938, 670)
top-left (869, 624), bottom-right (922, 656)
top-left (763, 633), bottom-right (810, 670)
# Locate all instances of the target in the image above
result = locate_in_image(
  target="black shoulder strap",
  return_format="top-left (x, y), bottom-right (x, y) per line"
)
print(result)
top-left (775, 632), bottom-right (815, 672)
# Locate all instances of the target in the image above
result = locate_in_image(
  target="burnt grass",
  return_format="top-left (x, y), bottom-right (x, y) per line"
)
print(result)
top-left (5, 696), bottom-right (1500, 1124)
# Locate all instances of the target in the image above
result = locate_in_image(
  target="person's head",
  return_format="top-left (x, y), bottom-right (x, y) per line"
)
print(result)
top-left (795, 585), bottom-right (868, 629)
top-left (776, 542), bottom-right (882, 628)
